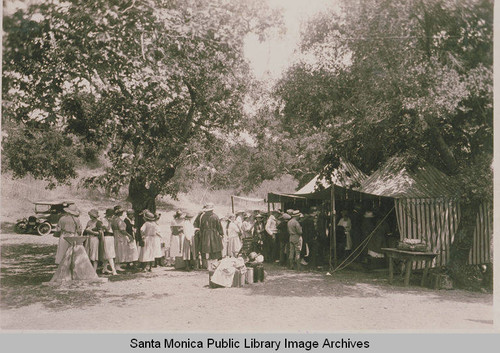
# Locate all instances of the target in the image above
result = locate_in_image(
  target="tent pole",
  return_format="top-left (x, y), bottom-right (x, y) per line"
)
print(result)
top-left (231, 196), bottom-right (234, 214)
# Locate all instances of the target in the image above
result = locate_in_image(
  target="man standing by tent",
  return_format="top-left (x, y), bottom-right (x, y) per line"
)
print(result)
top-left (287, 210), bottom-right (303, 271)
top-left (198, 203), bottom-right (224, 270)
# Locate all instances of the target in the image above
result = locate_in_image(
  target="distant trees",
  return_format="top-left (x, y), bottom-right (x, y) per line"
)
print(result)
top-left (2, 0), bottom-right (279, 211)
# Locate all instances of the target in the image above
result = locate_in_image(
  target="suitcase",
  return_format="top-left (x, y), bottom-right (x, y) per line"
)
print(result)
top-left (174, 256), bottom-right (186, 269)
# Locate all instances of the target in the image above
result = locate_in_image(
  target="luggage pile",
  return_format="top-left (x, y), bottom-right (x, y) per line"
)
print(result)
top-left (397, 238), bottom-right (429, 252)
top-left (208, 254), bottom-right (265, 288)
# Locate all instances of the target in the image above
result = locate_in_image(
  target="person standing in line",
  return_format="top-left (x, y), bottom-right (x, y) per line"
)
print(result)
top-left (102, 208), bottom-right (118, 275)
top-left (55, 204), bottom-right (82, 265)
top-left (338, 210), bottom-right (352, 258)
top-left (193, 205), bottom-right (207, 269)
top-left (220, 215), bottom-right (230, 257)
top-left (252, 214), bottom-right (265, 255)
top-left (277, 213), bottom-right (290, 266)
top-left (287, 210), bottom-right (303, 271)
top-left (226, 214), bottom-right (242, 257)
top-left (170, 210), bottom-right (184, 261)
top-left (350, 204), bottom-right (363, 257)
top-left (199, 202), bottom-right (224, 270)
top-left (111, 205), bottom-right (127, 272)
top-left (84, 209), bottom-right (101, 271)
top-left (182, 213), bottom-right (195, 271)
top-left (115, 206), bottom-right (139, 268)
top-left (138, 210), bottom-right (160, 272)
top-left (265, 211), bottom-right (279, 263)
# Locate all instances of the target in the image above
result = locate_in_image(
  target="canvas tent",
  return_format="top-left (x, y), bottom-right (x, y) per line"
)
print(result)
top-left (267, 158), bottom-right (368, 205)
top-left (267, 156), bottom-right (492, 269)
top-left (357, 157), bottom-right (492, 268)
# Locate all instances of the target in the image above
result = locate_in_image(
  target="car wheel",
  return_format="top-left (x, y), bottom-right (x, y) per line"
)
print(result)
top-left (37, 222), bottom-right (52, 236)
top-left (15, 221), bottom-right (28, 234)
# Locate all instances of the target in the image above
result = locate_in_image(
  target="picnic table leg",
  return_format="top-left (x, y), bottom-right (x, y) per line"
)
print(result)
top-left (404, 259), bottom-right (412, 287)
top-left (388, 256), bottom-right (393, 284)
top-left (421, 260), bottom-right (430, 287)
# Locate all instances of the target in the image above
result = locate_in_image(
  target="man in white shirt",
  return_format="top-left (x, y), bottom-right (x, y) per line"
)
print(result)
top-left (264, 211), bottom-right (279, 262)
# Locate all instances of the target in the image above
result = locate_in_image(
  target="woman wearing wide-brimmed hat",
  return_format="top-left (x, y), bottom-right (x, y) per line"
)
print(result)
top-left (84, 209), bottom-right (102, 271)
top-left (55, 204), bottom-right (82, 264)
top-left (112, 205), bottom-right (138, 270)
top-left (139, 210), bottom-right (161, 271)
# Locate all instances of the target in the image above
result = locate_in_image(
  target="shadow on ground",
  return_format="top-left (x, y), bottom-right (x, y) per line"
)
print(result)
top-left (242, 263), bottom-right (492, 304)
top-left (1, 221), bottom-right (17, 234)
top-left (0, 243), bottom-right (107, 311)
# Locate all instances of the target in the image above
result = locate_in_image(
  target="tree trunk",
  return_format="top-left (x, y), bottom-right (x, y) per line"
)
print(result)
top-left (447, 200), bottom-right (481, 289)
top-left (128, 177), bottom-right (158, 242)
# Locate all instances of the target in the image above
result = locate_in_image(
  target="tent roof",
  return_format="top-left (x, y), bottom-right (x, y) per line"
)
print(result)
top-left (294, 158), bottom-right (368, 195)
top-left (357, 157), bottom-right (458, 198)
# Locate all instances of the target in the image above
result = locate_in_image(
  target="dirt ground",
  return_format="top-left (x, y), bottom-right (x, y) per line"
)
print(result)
top-left (0, 228), bottom-right (494, 332)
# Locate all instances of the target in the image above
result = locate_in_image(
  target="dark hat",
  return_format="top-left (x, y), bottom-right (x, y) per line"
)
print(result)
top-left (105, 208), bottom-right (115, 217)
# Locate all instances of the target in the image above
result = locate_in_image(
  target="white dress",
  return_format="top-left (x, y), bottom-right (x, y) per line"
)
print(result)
top-left (139, 221), bottom-right (159, 262)
top-left (226, 222), bottom-right (242, 256)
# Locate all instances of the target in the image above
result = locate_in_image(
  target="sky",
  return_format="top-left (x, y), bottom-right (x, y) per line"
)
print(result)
top-left (243, 0), bottom-right (338, 81)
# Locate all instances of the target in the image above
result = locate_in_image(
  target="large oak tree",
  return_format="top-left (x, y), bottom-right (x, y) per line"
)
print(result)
top-left (2, 0), bottom-right (279, 212)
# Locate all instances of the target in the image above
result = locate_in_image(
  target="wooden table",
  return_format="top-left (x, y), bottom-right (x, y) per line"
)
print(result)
top-left (381, 248), bottom-right (438, 287)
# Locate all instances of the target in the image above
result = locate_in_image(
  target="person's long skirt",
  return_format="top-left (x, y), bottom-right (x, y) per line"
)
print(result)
top-left (153, 235), bottom-right (163, 258)
top-left (114, 235), bottom-right (127, 262)
top-left (87, 236), bottom-right (100, 261)
top-left (227, 236), bottom-right (242, 256)
top-left (182, 238), bottom-right (192, 261)
top-left (55, 233), bottom-right (74, 264)
top-left (103, 236), bottom-right (116, 260)
top-left (170, 235), bottom-right (181, 258)
top-left (122, 240), bottom-right (139, 262)
top-left (139, 236), bottom-right (155, 262)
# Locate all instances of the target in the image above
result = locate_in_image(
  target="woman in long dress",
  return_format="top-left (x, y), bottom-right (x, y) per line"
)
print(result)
top-left (84, 209), bottom-right (101, 271)
top-left (226, 214), bottom-right (242, 257)
top-left (55, 204), bottom-right (82, 264)
top-left (170, 210), bottom-right (183, 260)
top-left (139, 210), bottom-right (161, 272)
top-left (113, 206), bottom-right (139, 268)
top-left (102, 208), bottom-right (118, 275)
top-left (182, 213), bottom-right (195, 270)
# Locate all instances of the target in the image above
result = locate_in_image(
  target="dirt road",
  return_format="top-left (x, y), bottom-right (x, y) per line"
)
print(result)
top-left (0, 232), bottom-right (494, 332)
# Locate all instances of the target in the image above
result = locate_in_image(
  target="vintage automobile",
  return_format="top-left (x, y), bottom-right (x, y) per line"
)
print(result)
top-left (15, 201), bottom-right (75, 236)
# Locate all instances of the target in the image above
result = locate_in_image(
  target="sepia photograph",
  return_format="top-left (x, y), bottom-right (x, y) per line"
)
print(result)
top-left (0, 0), bottom-right (495, 336)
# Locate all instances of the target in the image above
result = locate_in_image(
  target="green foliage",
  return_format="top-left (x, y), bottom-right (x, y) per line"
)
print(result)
top-left (2, 0), bottom-right (280, 201)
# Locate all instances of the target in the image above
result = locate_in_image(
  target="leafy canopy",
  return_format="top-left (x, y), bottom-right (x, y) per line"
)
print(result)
top-left (2, 0), bottom-right (280, 197)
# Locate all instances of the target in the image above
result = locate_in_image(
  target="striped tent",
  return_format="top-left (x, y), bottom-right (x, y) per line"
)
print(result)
top-left (358, 157), bottom-right (492, 267)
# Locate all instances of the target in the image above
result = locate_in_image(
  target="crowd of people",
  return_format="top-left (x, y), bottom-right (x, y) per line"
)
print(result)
top-left (53, 201), bottom-right (396, 276)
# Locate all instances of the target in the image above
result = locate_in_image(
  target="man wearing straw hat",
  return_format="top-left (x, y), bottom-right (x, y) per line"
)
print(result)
top-left (287, 210), bottom-right (303, 271)
top-left (198, 202), bottom-right (223, 270)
